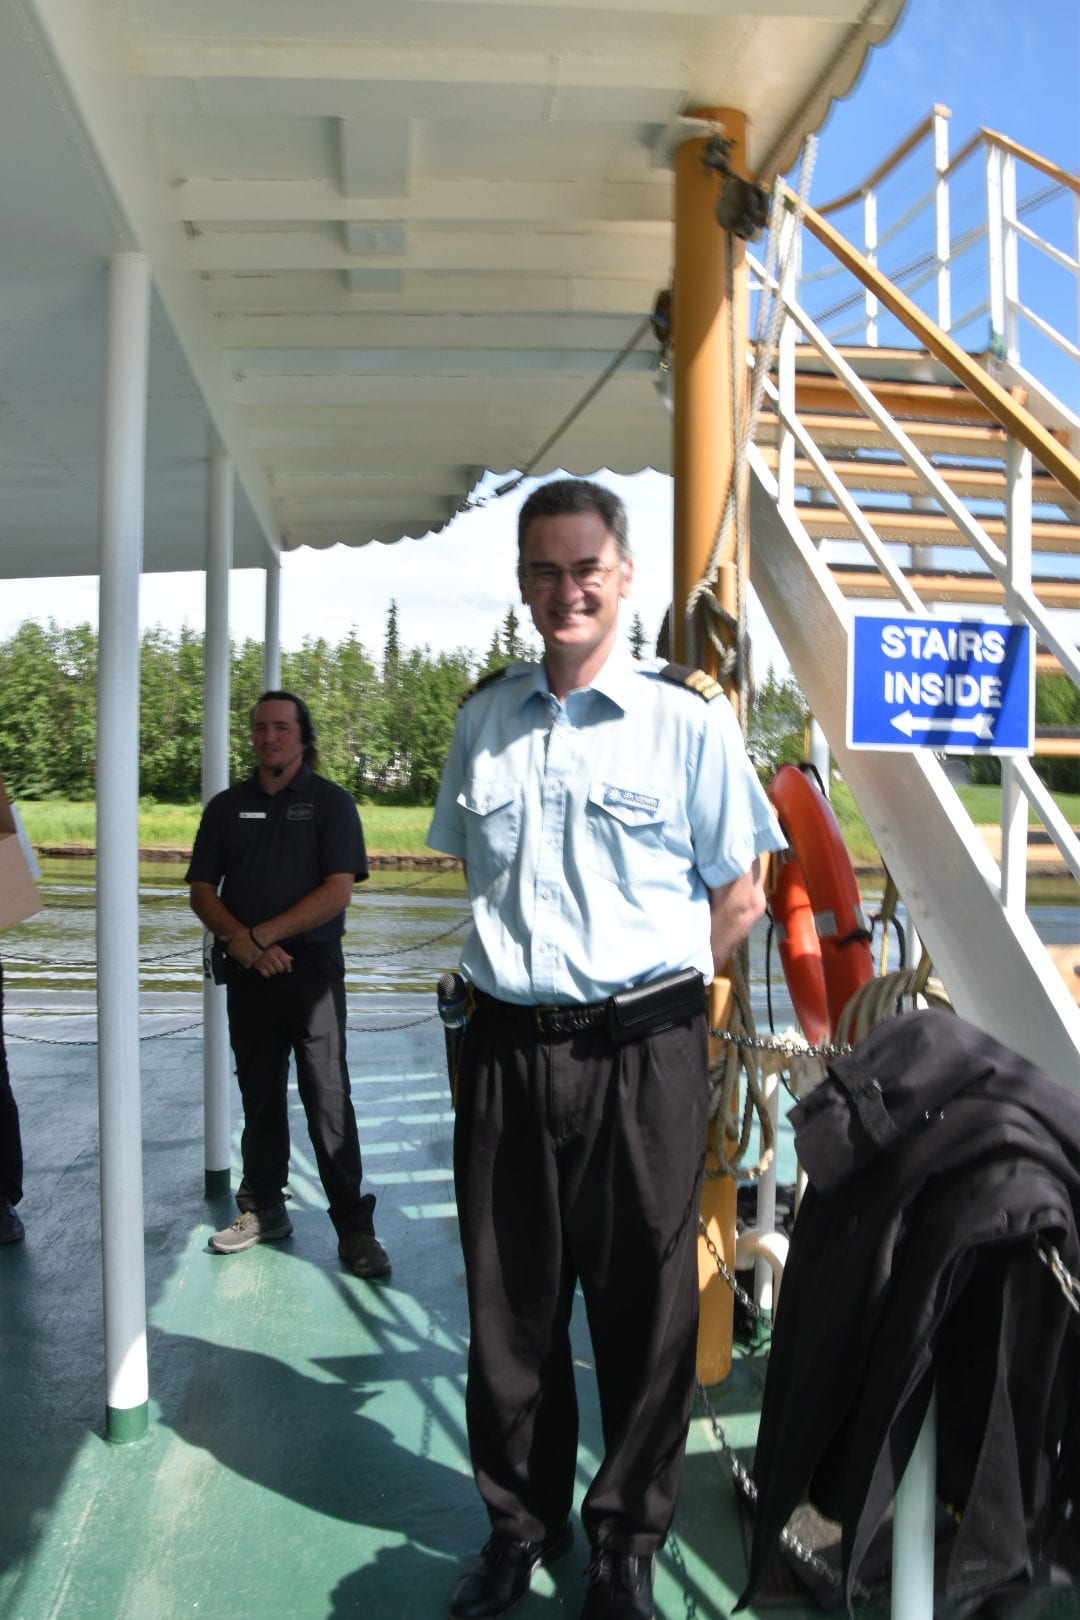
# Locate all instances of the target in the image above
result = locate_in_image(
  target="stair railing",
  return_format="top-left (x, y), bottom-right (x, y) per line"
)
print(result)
top-left (801, 106), bottom-right (953, 341)
top-left (801, 111), bottom-right (1080, 428)
top-left (749, 198), bottom-right (1080, 904)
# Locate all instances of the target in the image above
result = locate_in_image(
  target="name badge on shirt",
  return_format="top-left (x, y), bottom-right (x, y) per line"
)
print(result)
top-left (239, 812), bottom-right (267, 819)
top-left (602, 785), bottom-right (661, 814)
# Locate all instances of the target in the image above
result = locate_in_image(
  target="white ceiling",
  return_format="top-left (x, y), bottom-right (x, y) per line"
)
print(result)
top-left (0, 0), bottom-right (904, 579)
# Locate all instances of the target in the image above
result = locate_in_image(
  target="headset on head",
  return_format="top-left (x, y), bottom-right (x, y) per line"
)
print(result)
top-left (254, 690), bottom-right (318, 743)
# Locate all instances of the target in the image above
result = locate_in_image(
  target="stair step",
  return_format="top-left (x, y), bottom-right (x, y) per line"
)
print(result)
top-left (755, 411), bottom-right (1021, 457)
top-left (827, 564), bottom-right (1080, 609)
top-left (800, 505), bottom-right (1080, 551)
top-left (784, 345), bottom-right (988, 386)
top-left (787, 372), bottom-right (1007, 423)
top-left (757, 448), bottom-right (1070, 507)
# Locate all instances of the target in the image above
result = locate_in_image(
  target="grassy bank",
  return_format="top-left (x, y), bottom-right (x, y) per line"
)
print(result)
top-left (831, 781), bottom-right (1080, 866)
top-left (17, 786), bottom-right (1080, 865)
top-left (19, 800), bottom-right (435, 856)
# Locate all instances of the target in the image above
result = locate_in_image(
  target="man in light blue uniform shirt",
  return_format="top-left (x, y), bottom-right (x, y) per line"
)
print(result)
top-left (428, 477), bottom-right (784, 1620)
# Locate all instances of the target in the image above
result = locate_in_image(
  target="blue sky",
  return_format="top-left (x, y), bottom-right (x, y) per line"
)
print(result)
top-left (2, 0), bottom-right (1077, 668)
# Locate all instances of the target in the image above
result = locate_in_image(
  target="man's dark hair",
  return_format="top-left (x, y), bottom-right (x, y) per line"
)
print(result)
top-left (516, 478), bottom-right (631, 562)
top-left (251, 690), bottom-right (320, 770)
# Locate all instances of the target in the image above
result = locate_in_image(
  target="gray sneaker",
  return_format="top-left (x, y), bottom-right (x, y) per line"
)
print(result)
top-left (210, 1208), bottom-right (292, 1254)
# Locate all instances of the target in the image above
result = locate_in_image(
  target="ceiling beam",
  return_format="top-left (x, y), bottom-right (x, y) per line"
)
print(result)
top-left (199, 274), bottom-right (660, 315)
top-left (338, 115), bottom-right (409, 199)
top-left (186, 229), bottom-right (668, 276)
top-left (232, 370), bottom-right (656, 406)
top-left (212, 311), bottom-right (655, 348)
top-left (173, 177), bottom-right (672, 225)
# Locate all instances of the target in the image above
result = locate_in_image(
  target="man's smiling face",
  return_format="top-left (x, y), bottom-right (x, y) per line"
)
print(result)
top-left (519, 509), bottom-right (633, 682)
top-left (251, 697), bottom-right (305, 781)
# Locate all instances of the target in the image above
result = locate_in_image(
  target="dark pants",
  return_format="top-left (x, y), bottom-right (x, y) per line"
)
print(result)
top-left (0, 959), bottom-right (24, 1206)
top-left (453, 1001), bottom-right (709, 1556)
top-left (224, 947), bottom-right (373, 1238)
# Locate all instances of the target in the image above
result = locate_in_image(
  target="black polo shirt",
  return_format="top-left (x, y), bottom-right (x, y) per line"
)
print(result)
top-left (186, 765), bottom-right (367, 945)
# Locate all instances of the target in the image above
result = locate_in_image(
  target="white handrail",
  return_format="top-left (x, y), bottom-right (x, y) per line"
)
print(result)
top-left (800, 113), bottom-right (1079, 410)
top-left (751, 248), bottom-right (1080, 685)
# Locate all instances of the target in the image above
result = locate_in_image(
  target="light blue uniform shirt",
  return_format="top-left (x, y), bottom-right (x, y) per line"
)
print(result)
top-left (426, 643), bottom-right (785, 1005)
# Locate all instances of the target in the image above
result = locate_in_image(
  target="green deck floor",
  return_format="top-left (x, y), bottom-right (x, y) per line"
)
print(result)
top-left (0, 1013), bottom-right (838, 1620)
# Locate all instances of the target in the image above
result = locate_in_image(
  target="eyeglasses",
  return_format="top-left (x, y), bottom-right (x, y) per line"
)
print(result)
top-left (522, 561), bottom-right (621, 591)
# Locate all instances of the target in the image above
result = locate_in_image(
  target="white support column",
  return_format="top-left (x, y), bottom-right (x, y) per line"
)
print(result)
top-left (891, 1391), bottom-right (937, 1619)
top-left (1002, 154), bottom-right (1020, 366)
top-left (1074, 192), bottom-right (1080, 401)
top-left (932, 107), bottom-right (951, 333)
top-left (776, 212), bottom-right (798, 521)
top-left (263, 558), bottom-right (282, 690)
top-left (986, 144), bottom-right (1006, 359)
top-left (97, 252), bottom-right (151, 1445)
top-left (1002, 437), bottom-right (1034, 917)
top-left (863, 188), bottom-right (879, 346)
top-left (202, 454), bottom-right (233, 1199)
top-left (805, 486), bottom-right (831, 788)
top-left (807, 718), bottom-right (830, 792)
top-left (754, 1069), bottom-right (781, 1309)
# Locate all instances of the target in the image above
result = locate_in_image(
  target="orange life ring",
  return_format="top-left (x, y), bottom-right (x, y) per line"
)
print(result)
top-left (769, 854), bottom-right (828, 1045)
top-left (767, 764), bottom-right (874, 1041)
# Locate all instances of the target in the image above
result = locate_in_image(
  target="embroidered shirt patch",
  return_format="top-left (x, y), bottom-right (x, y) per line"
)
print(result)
top-left (286, 803), bottom-right (314, 821)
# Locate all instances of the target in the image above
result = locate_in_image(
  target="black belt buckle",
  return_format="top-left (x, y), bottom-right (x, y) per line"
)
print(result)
top-left (606, 968), bottom-right (705, 1046)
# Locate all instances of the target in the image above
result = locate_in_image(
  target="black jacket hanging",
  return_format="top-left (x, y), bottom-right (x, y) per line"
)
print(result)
top-left (738, 1009), bottom-right (1080, 1612)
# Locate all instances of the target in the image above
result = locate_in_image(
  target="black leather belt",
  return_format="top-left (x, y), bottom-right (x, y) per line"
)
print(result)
top-left (474, 990), bottom-right (608, 1036)
top-left (473, 968), bottom-right (705, 1043)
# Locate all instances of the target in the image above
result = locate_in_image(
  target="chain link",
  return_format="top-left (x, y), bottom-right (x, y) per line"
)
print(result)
top-left (707, 1025), bottom-right (851, 1062)
top-left (7, 917), bottom-right (470, 976)
top-left (10, 1006), bottom-right (443, 1045)
top-left (695, 1380), bottom-right (868, 1599)
top-left (697, 1216), bottom-right (764, 1323)
top-left (1037, 1242), bottom-right (1080, 1314)
top-left (345, 913), bottom-right (470, 959)
top-left (8, 1018), bottom-right (204, 1046)
top-left (7, 942), bottom-right (201, 968)
top-left (345, 1011), bottom-right (440, 1034)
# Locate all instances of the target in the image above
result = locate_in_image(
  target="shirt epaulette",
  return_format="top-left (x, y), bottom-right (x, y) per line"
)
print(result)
top-left (656, 662), bottom-right (725, 702)
top-left (458, 664), bottom-right (519, 707)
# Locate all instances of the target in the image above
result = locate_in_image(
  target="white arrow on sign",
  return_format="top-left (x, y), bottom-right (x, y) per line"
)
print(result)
top-left (891, 710), bottom-right (996, 739)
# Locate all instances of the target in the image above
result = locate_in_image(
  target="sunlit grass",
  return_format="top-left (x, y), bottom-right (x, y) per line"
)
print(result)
top-left (17, 800), bottom-right (438, 855)
top-left (16, 786), bottom-right (1080, 864)
top-left (829, 780), bottom-right (1080, 866)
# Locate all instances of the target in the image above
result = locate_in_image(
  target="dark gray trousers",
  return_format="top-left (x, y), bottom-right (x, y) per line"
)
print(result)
top-left (0, 959), bottom-right (23, 1206)
top-left (225, 946), bottom-right (373, 1238)
top-left (453, 1000), bottom-right (709, 1556)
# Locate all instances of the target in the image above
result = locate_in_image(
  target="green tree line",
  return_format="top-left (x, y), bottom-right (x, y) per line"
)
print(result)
top-left (9, 610), bottom-right (1069, 804)
top-left (0, 607), bottom-right (526, 804)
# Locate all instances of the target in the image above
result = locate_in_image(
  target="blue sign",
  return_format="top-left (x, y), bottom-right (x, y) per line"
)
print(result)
top-left (847, 614), bottom-right (1034, 753)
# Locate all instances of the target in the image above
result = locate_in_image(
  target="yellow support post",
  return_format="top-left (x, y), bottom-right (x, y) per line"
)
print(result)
top-left (672, 107), bottom-right (751, 1386)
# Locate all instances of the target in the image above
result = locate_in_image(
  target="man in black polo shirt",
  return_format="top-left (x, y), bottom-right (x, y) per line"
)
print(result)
top-left (187, 690), bottom-right (389, 1278)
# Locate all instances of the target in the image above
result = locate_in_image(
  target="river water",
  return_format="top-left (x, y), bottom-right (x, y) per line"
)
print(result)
top-left (2, 858), bottom-right (1076, 1033)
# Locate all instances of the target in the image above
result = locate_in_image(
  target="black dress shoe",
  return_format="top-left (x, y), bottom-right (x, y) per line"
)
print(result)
top-left (580, 1550), bottom-right (655, 1620)
top-left (0, 1199), bottom-right (24, 1244)
top-left (449, 1524), bottom-right (573, 1619)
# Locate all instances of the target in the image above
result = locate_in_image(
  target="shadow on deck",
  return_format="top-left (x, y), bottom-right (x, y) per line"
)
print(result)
top-left (1, 1010), bottom-right (797, 1620)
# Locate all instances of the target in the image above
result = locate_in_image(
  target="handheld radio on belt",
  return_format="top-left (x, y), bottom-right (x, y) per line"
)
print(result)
top-left (437, 970), bottom-right (469, 1105)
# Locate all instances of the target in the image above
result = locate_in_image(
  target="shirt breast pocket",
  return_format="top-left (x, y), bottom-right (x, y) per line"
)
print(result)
top-left (585, 780), bottom-right (672, 889)
top-left (458, 779), bottom-right (522, 878)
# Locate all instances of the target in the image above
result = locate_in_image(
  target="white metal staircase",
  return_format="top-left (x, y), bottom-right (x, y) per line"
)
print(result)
top-left (744, 113), bottom-right (1080, 1081)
